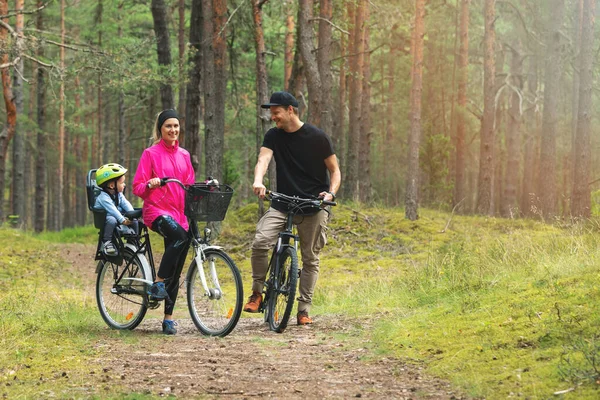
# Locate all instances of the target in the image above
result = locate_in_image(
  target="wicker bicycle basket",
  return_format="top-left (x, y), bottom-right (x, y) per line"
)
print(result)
top-left (184, 184), bottom-right (234, 222)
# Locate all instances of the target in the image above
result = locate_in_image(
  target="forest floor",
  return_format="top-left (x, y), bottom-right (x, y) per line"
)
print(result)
top-left (64, 243), bottom-right (465, 399)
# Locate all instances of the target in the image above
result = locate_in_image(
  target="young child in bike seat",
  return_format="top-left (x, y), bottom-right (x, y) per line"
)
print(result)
top-left (94, 163), bottom-right (137, 256)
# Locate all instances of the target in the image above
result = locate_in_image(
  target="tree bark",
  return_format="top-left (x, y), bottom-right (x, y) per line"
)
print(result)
top-left (204, 0), bottom-right (227, 180)
top-left (151, 0), bottom-right (175, 110)
top-left (284, 11), bottom-right (294, 91)
top-left (453, 0), bottom-right (470, 211)
top-left (186, 0), bottom-right (203, 174)
top-left (178, 0), bottom-right (186, 139)
top-left (298, 0), bottom-right (322, 127)
top-left (0, 0), bottom-right (16, 226)
top-left (501, 45), bottom-right (522, 218)
top-left (346, 0), bottom-right (365, 202)
top-left (11, 0), bottom-right (25, 228)
top-left (317, 0), bottom-right (334, 135)
top-left (405, 0), bottom-right (426, 221)
top-left (35, 2), bottom-right (47, 232)
top-left (537, 0), bottom-right (565, 219)
top-left (56, 0), bottom-right (66, 231)
top-left (359, 8), bottom-right (371, 203)
top-left (202, 0), bottom-right (215, 179)
top-left (475, 0), bottom-right (496, 215)
top-left (571, 0), bottom-right (595, 217)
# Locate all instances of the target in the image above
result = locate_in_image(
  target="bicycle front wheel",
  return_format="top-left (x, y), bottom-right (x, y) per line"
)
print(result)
top-left (96, 250), bottom-right (149, 330)
top-left (268, 246), bottom-right (298, 333)
top-left (187, 248), bottom-right (243, 337)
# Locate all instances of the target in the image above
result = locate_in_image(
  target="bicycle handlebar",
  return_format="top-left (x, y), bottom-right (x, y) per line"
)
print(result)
top-left (147, 177), bottom-right (219, 191)
top-left (265, 190), bottom-right (337, 208)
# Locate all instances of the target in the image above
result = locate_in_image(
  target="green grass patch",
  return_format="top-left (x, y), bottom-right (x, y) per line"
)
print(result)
top-left (2, 205), bottom-right (600, 398)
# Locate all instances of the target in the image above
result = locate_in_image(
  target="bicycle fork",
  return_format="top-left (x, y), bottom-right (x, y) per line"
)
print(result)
top-left (191, 240), bottom-right (223, 300)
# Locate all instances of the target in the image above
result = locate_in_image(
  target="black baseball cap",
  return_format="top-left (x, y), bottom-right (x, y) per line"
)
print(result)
top-left (261, 91), bottom-right (299, 108)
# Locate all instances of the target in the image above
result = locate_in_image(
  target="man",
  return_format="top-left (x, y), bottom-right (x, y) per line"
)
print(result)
top-left (243, 91), bottom-right (341, 325)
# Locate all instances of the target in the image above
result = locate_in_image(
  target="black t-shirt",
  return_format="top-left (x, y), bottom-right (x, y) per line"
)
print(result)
top-left (262, 123), bottom-right (334, 214)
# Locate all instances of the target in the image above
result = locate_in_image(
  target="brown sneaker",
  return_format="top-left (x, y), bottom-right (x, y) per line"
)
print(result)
top-left (297, 310), bottom-right (313, 325)
top-left (243, 291), bottom-right (263, 313)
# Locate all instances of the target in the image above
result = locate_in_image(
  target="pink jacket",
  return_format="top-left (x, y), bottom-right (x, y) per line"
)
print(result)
top-left (133, 140), bottom-right (195, 230)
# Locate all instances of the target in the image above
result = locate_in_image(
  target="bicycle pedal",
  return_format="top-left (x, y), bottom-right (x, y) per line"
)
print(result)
top-left (111, 288), bottom-right (118, 294)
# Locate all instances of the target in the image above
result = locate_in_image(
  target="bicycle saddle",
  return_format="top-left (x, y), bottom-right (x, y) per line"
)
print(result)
top-left (124, 208), bottom-right (143, 219)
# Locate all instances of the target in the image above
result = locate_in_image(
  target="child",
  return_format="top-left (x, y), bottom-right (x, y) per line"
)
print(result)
top-left (94, 163), bottom-right (137, 256)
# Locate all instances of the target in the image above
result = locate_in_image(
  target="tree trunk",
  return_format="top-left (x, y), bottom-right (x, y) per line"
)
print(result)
top-left (520, 54), bottom-right (539, 217)
top-left (501, 45), bottom-right (522, 218)
top-left (11, 0), bottom-right (25, 228)
top-left (178, 0), bottom-right (186, 139)
top-left (35, 2), bottom-right (47, 232)
top-left (151, 0), bottom-right (175, 110)
top-left (453, 0), bottom-right (470, 211)
top-left (298, 0), bottom-right (322, 127)
top-left (95, 0), bottom-right (102, 168)
top-left (56, 0), bottom-right (66, 231)
top-left (475, 0), bottom-right (496, 215)
top-left (284, 10), bottom-right (294, 91)
top-left (346, 0), bottom-right (365, 201)
top-left (571, 0), bottom-right (595, 217)
top-left (359, 9), bottom-right (371, 203)
top-left (568, 0), bottom-right (583, 216)
top-left (203, 0), bottom-right (226, 180)
top-left (202, 0), bottom-right (215, 179)
top-left (0, 0), bottom-right (17, 226)
top-left (252, 0), bottom-right (273, 194)
top-left (186, 0), bottom-right (203, 174)
top-left (538, 0), bottom-right (565, 219)
top-left (317, 0), bottom-right (334, 135)
top-left (405, 0), bottom-right (426, 221)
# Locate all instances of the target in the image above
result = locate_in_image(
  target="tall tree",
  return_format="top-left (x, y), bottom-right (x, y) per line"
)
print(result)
top-left (284, 9), bottom-right (294, 91)
top-left (453, 0), bottom-right (470, 210)
top-left (186, 0), bottom-right (203, 173)
top-left (475, 0), bottom-right (496, 215)
top-left (317, 0), bottom-right (334, 136)
top-left (537, 0), bottom-right (565, 219)
top-left (501, 44), bottom-right (523, 217)
top-left (359, 7), bottom-right (371, 202)
top-left (405, 0), bottom-right (426, 221)
top-left (203, 0), bottom-right (227, 179)
top-left (35, 2), bottom-right (47, 232)
top-left (56, 0), bottom-right (66, 230)
top-left (571, 0), bottom-right (595, 217)
top-left (151, 0), bottom-right (175, 110)
top-left (178, 0), bottom-right (186, 136)
top-left (346, 0), bottom-right (366, 201)
top-left (0, 0), bottom-right (16, 226)
top-left (11, 0), bottom-right (25, 228)
top-left (298, 0), bottom-right (322, 127)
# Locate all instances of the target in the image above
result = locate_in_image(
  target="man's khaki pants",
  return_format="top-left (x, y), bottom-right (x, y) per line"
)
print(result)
top-left (250, 207), bottom-right (329, 313)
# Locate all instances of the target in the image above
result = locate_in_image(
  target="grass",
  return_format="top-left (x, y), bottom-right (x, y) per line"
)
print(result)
top-left (1, 205), bottom-right (599, 398)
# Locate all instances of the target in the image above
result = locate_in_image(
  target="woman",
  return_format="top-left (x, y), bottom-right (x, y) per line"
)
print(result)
top-left (133, 109), bottom-right (195, 335)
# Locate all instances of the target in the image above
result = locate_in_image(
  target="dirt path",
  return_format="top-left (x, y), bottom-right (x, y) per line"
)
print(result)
top-left (65, 243), bottom-right (463, 399)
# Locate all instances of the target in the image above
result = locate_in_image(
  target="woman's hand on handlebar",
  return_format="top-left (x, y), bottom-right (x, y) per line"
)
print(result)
top-left (147, 177), bottom-right (161, 189)
top-left (253, 182), bottom-right (267, 199)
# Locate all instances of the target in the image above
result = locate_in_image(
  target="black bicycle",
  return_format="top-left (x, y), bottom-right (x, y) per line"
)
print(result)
top-left (259, 190), bottom-right (336, 333)
top-left (87, 170), bottom-right (243, 337)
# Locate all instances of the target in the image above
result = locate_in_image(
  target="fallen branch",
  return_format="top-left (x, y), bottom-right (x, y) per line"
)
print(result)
top-left (439, 198), bottom-right (465, 233)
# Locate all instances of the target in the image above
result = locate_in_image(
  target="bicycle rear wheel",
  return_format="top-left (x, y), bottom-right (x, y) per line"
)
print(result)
top-left (96, 249), bottom-right (149, 330)
top-left (268, 246), bottom-right (298, 333)
top-left (187, 248), bottom-right (243, 337)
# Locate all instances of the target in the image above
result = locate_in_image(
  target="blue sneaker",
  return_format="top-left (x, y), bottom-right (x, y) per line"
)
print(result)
top-left (162, 319), bottom-right (177, 335)
top-left (148, 282), bottom-right (168, 300)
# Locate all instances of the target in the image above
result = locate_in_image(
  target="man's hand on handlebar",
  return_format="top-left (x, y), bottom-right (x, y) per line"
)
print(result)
top-left (253, 182), bottom-right (267, 199)
top-left (319, 191), bottom-right (335, 202)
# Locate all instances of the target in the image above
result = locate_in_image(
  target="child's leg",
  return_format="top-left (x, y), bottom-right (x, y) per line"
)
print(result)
top-left (103, 216), bottom-right (118, 242)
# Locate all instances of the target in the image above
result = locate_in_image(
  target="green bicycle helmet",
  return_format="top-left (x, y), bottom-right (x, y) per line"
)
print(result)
top-left (96, 163), bottom-right (127, 186)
